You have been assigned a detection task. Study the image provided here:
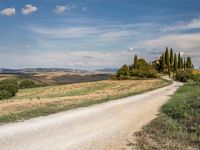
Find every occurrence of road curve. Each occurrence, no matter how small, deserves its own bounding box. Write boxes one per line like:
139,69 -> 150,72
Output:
0,81 -> 182,150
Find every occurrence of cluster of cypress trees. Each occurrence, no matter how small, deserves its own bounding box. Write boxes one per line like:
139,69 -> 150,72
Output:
158,47 -> 193,76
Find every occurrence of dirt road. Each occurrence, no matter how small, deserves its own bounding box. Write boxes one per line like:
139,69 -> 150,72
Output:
0,81 -> 182,150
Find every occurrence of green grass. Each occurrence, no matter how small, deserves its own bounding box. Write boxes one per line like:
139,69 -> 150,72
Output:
0,79 -> 170,124
131,83 -> 200,150
13,82 -> 113,99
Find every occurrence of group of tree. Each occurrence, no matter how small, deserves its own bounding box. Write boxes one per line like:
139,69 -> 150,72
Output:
116,47 -> 195,80
0,79 -> 36,100
154,47 -> 194,77
116,55 -> 158,79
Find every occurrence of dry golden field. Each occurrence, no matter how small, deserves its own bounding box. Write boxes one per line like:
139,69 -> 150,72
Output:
0,79 -> 169,123
192,69 -> 200,75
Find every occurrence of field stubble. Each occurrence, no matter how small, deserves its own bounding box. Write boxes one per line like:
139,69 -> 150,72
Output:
0,79 -> 169,123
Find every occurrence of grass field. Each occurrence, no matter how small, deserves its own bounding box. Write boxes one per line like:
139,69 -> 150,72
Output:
0,79 -> 169,123
131,83 -> 200,150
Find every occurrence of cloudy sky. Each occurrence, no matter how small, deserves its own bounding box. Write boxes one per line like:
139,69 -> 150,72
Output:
0,0 -> 200,70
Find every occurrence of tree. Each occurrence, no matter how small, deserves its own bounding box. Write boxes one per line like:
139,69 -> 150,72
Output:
165,47 -> 169,67
178,52 -> 181,69
133,55 -> 138,69
161,53 -> 166,70
136,58 -> 149,70
170,48 -> 174,69
174,53 -> 178,72
19,80 -> 36,89
183,58 -> 186,69
116,64 -> 129,77
168,64 -> 171,77
180,57 -> 184,69
186,56 -> 193,68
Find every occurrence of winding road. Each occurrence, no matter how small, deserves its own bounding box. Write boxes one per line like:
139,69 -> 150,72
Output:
0,80 -> 182,150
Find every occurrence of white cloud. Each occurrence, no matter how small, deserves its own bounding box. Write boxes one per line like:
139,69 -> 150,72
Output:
0,8 -> 16,16
162,18 -> 200,31
27,26 -> 100,39
139,33 -> 200,51
0,50 -> 131,69
22,4 -> 37,15
82,6 -> 87,12
54,5 -> 70,14
24,23 -> 138,42
25,44 -> 31,48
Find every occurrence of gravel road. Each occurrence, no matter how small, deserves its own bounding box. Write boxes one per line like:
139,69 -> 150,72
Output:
0,81 -> 182,150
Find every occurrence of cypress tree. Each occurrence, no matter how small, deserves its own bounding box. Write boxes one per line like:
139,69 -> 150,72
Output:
178,52 -> 181,69
180,57 -> 184,69
170,48 -> 174,69
186,57 -> 189,68
174,53 -> 178,72
183,58 -> 186,69
133,55 -> 138,68
168,64 -> 171,77
165,47 -> 169,67
161,53 -> 166,70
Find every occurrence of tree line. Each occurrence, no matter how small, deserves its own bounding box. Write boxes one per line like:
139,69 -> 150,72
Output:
116,47 -> 194,79
154,47 -> 193,76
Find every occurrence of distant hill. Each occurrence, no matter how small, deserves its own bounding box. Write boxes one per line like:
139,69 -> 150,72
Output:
95,68 -> 117,73
0,68 -> 89,74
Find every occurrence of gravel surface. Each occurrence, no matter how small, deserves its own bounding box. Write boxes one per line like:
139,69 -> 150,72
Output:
0,81 -> 182,150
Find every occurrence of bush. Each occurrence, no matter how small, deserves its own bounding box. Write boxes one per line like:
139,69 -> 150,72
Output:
176,69 -> 200,83
0,83 -> 19,96
0,90 -> 12,100
116,64 -> 129,77
130,69 -> 158,78
19,80 -> 36,89
0,78 -> 18,86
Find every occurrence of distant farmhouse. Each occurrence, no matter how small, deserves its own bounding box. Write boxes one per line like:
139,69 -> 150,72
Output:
152,58 -> 160,65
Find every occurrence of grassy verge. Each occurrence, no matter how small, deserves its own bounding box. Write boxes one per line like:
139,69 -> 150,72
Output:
131,83 -> 200,150
0,79 -> 170,124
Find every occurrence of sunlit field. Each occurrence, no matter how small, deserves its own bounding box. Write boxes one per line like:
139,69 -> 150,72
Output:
0,79 -> 168,123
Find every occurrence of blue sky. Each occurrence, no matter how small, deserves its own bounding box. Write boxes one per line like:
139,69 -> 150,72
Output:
0,0 -> 200,69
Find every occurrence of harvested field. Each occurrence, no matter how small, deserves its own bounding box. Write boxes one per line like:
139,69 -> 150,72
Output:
0,79 -> 169,123
0,72 -> 110,85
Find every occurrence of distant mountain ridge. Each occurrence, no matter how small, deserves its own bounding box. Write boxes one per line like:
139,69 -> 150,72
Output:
0,68 -> 89,74
95,68 -> 118,73
0,68 -> 117,74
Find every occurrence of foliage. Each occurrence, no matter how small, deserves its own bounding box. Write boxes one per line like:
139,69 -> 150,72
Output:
0,78 -> 19,100
162,84 -> 200,135
133,83 -> 200,150
174,53 -> 178,72
170,48 -> 174,68
19,80 -> 36,89
0,83 -> 19,96
165,47 -> 169,66
130,69 -> 158,78
0,78 -> 18,86
116,64 -> 129,77
133,54 -> 138,69
116,57 -> 158,79
0,90 -> 12,100
175,69 -> 200,83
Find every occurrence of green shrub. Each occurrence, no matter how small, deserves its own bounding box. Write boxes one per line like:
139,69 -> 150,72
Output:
176,69 -> 200,83
129,69 -> 158,78
175,69 -> 192,82
0,90 -> 12,100
19,80 -> 36,89
0,83 -> 19,96
0,78 -> 18,86
116,64 -> 129,77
